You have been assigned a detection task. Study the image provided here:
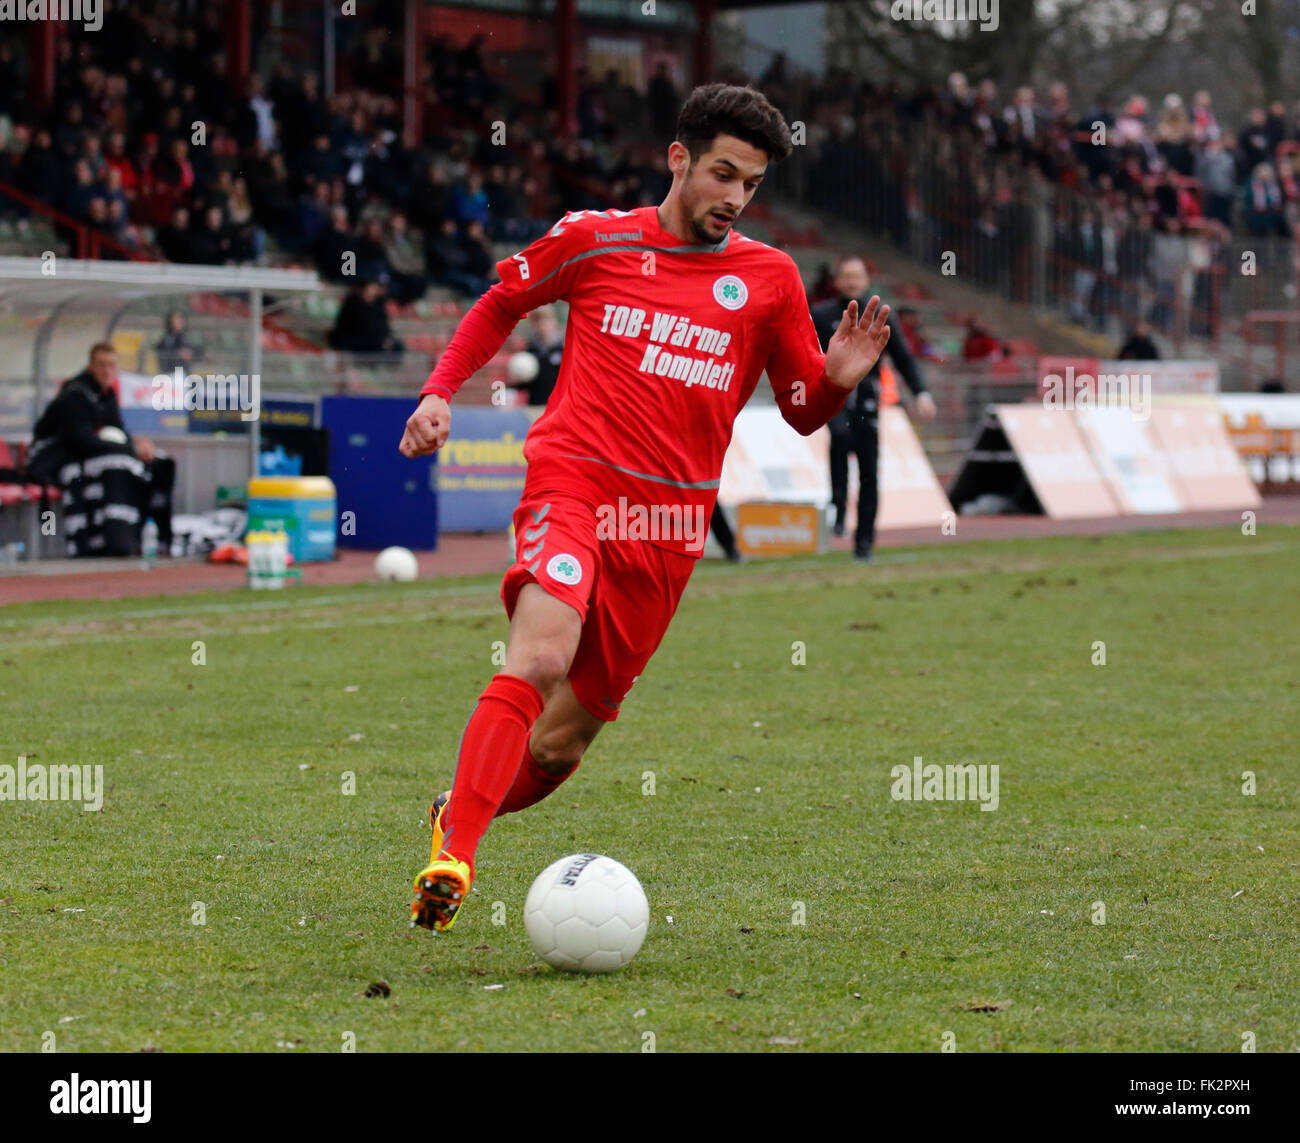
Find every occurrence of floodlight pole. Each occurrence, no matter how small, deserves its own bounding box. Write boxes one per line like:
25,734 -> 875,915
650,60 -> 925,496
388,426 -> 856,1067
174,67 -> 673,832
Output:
250,286 -> 263,480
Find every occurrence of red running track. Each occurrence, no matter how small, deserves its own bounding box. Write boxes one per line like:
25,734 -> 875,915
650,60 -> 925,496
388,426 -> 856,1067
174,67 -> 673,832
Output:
2,501 -> 1297,606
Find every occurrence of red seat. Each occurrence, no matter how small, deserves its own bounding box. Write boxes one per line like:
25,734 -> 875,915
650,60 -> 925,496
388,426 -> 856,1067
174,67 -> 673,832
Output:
1,441 -> 61,504
0,441 -> 27,504
404,334 -> 441,354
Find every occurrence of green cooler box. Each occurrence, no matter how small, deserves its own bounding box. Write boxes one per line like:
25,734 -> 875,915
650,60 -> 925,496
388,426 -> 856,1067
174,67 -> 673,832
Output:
246,476 -> 337,563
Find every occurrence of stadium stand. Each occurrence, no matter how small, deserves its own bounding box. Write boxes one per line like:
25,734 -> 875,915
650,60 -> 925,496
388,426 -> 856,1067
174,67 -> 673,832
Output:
1,2 -> 1296,513
4,4 -> 1296,375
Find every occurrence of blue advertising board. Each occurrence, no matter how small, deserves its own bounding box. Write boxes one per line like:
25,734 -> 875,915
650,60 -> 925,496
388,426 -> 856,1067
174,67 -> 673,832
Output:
119,397 -> 316,437
115,370 -> 316,437
185,398 -> 317,434
434,407 -> 533,532
322,395 -> 438,551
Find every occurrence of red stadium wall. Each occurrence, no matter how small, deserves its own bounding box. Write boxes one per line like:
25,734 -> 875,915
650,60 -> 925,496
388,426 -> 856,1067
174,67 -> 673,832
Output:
425,6 -> 535,50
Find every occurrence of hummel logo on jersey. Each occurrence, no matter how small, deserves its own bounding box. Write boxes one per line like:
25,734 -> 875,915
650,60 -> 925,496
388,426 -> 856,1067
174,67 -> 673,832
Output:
548,208 -> 637,237
595,228 -> 642,242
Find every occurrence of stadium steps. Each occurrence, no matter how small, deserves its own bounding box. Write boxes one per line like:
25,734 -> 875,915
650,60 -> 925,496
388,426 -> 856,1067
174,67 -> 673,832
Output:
0,218 -> 69,259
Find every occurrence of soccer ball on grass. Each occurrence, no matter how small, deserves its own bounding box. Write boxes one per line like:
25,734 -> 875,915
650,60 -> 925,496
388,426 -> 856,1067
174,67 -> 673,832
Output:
523,854 -> 649,973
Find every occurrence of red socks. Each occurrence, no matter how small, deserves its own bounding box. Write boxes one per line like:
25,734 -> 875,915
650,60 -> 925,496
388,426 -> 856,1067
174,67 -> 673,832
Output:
440,674 -> 544,872
496,742 -> 578,816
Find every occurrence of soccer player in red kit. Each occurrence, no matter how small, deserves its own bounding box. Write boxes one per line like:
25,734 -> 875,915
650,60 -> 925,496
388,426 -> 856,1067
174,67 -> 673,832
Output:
400,84 -> 892,931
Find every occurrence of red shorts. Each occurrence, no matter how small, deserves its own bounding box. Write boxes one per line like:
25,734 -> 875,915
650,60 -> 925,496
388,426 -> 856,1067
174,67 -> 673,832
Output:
501,489 -> 697,721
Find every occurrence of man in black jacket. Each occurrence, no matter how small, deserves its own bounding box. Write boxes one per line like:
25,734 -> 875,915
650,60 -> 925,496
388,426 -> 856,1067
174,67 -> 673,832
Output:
27,344 -> 175,557
1117,321 -> 1160,360
810,256 -> 935,560
327,278 -> 405,354
514,306 -> 564,409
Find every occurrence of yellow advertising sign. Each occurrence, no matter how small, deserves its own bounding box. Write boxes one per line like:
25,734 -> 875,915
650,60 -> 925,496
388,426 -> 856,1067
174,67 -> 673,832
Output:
734,503 -> 822,556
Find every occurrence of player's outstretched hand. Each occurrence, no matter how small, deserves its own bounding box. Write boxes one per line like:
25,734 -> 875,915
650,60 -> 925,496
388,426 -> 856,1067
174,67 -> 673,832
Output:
399,394 -> 451,457
825,295 -> 891,392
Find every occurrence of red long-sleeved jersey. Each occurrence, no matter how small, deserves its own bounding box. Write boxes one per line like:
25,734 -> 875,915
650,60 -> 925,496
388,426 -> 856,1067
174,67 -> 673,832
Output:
421,205 -> 849,556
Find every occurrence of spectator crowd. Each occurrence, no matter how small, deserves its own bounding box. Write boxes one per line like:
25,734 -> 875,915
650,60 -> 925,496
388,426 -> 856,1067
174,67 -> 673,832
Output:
778,61 -> 1299,338
1,3 -> 1296,346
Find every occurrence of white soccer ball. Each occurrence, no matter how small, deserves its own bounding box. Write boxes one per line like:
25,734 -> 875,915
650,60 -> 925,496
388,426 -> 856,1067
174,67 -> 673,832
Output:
524,854 -> 649,973
374,546 -> 418,582
507,350 -> 539,383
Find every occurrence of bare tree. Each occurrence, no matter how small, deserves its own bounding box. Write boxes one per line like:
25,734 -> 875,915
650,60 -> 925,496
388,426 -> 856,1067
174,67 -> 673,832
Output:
809,0 -> 1300,137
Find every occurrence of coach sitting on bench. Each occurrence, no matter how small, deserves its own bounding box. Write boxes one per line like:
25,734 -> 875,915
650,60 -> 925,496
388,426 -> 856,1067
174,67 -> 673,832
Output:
26,343 -> 176,558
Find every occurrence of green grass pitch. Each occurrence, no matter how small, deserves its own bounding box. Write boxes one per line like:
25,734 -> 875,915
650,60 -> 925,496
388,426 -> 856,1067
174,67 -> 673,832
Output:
1,524 -> 1296,1052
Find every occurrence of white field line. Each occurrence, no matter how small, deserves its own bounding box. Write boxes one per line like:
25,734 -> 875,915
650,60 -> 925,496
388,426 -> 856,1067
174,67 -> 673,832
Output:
0,582 -> 499,631
1,541 -> 1290,649
4,603 -> 505,649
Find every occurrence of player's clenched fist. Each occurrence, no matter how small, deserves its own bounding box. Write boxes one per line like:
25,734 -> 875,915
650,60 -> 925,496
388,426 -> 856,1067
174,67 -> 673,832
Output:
399,394 -> 451,457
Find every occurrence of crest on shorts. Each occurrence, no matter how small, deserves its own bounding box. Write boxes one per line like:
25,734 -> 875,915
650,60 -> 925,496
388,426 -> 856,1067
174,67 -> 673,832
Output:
713,275 -> 748,310
546,553 -> 583,585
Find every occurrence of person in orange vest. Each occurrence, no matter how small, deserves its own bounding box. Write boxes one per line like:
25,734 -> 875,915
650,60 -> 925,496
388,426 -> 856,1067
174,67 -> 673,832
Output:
810,256 -> 935,560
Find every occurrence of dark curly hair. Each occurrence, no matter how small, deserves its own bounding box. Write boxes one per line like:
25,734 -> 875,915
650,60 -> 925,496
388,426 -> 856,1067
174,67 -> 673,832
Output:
675,84 -> 793,166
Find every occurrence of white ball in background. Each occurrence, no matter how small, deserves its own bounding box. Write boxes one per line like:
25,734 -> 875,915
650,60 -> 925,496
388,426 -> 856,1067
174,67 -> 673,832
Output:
507,351 -> 539,383
374,546 -> 419,582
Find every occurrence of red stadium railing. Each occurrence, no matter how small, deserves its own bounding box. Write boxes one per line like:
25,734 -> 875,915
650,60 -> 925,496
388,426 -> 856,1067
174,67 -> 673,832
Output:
0,178 -> 153,263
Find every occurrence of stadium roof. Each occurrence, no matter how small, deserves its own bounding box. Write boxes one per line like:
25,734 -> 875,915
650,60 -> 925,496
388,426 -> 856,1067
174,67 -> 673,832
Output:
0,259 -> 320,310
0,259 -> 321,466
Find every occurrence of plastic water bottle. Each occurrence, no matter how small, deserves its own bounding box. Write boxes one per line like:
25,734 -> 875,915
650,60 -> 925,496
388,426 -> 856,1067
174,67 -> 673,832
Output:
142,519 -> 159,568
268,529 -> 288,590
247,529 -> 289,589
246,529 -> 263,589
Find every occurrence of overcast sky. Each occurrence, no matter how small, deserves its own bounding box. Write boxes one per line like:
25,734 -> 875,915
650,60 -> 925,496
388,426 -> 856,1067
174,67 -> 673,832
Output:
738,3 -> 826,77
